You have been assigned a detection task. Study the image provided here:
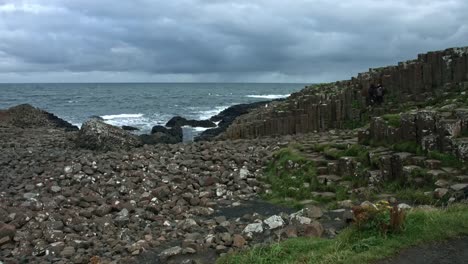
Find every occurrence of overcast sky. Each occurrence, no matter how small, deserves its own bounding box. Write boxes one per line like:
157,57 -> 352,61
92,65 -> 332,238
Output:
0,0 -> 467,83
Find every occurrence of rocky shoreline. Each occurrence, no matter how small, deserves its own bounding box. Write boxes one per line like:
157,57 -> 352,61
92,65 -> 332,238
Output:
0,103 -> 342,264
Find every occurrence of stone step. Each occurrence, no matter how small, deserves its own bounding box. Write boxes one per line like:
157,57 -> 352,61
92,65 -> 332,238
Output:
426,169 -> 449,180
317,175 -> 342,184
455,175 -> 468,182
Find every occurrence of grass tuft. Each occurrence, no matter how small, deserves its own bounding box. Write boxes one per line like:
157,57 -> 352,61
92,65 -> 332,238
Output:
382,114 -> 402,127
428,151 -> 464,169
218,204 -> 468,264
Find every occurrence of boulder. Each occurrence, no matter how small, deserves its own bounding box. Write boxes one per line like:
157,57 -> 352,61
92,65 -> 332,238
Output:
195,100 -> 279,141
297,221 -> 324,238
263,215 -> 285,229
166,116 -> 216,128
140,125 -> 183,144
121,125 -> 140,131
0,104 -> 78,131
242,223 -> 263,235
76,119 -> 142,151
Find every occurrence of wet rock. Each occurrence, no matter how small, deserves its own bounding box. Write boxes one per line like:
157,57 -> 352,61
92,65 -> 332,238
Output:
122,125 -> 140,131
141,125 -> 183,144
166,116 -> 216,128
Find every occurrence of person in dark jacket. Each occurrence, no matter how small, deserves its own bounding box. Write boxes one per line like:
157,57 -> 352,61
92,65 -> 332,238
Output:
367,84 -> 376,106
375,84 -> 385,105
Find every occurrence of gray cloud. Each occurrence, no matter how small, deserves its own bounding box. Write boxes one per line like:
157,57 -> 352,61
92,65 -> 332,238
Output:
0,0 -> 467,82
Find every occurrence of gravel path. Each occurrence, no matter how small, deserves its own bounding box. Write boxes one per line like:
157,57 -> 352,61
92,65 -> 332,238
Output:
376,236 -> 468,264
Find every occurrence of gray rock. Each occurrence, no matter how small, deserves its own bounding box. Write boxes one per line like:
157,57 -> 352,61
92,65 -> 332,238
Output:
242,223 -> 263,234
60,246 -> 75,258
76,119 -> 142,151
159,246 -> 183,260
451,183 -> 468,191
263,215 -> 285,229
50,186 -> 61,193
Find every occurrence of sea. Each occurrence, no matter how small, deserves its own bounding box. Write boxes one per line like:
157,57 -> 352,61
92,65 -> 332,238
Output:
0,83 -> 307,134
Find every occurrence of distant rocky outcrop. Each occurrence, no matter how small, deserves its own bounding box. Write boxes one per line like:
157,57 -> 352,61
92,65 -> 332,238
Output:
220,46 -> 468,139
139,125 -> 183,144
166,116 -> 216,128
122,125 -> 140,131
195,100 -> 280,141
0,104 -> 78,131
76,119 -> 142,151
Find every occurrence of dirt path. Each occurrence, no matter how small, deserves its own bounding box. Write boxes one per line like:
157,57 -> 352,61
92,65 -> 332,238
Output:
376,236 -> 468,264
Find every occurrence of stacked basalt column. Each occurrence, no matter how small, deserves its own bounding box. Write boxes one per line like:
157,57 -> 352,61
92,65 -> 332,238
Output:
361,108 -> 468,161
221,47 -> 468,140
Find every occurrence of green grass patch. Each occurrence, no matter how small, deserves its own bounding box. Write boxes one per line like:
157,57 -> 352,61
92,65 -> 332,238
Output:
394,189 -> 435,205
382,114 -> 401,127
428,151 -> 464,169
322,144 -> 370,166
393,141 -> 424,155
343,113 -> 370,130
262,148 -> 319,204
218,204 -> 468,264
262,147 -> 355,206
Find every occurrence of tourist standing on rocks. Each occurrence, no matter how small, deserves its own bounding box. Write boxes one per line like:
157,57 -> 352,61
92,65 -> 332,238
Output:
367,84 -> 377,106
375,84 -> 386,105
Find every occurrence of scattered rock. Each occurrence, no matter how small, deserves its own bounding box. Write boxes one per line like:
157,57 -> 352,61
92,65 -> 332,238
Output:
159,246 -> 183,260
166,116 -> 216,128
76,119 -> 142,151
242,223 -> 263,235
263,215 -> 285,229
122,125 -> 140,131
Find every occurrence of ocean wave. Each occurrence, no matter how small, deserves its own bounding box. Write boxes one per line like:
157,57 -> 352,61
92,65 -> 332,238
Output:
246,94 -> 290,99
183,125 -> 211,132
101,113 -> 144,120
99,113 -> 168,133
197,106 -> 230,120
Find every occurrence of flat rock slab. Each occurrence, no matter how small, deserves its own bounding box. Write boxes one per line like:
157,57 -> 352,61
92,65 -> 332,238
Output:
376,236 -> 468,264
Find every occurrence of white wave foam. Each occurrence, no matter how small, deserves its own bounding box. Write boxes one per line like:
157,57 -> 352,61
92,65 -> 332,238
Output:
246,94 -> 290,99
97,113 -> 168,133
101,113 -> 144,120
197,106 -> 230,120
193,127 -> 211,132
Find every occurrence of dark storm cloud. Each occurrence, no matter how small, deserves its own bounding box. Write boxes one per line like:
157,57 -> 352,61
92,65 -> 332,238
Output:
0,0 -> 468,82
